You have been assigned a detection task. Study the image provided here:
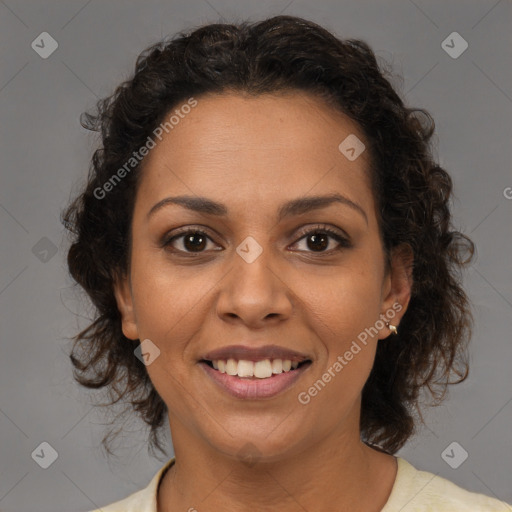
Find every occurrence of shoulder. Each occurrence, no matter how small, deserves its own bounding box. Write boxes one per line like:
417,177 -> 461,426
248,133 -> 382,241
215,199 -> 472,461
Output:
87,488 -> 149,512
86,457 -> 175,512
382,457 -> 510,511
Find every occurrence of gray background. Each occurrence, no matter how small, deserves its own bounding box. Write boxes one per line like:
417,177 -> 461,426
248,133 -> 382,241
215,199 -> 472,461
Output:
0,1 -> 511,510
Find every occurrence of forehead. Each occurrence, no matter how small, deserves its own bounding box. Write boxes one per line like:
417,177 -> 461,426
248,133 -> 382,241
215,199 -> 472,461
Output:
136,91 -> 375,221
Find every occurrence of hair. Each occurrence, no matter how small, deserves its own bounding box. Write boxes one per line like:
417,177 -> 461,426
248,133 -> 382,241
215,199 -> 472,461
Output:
62,15 -> 475,457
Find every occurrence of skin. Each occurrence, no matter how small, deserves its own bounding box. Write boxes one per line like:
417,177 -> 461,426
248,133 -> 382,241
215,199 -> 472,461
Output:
114,91 -> 413,512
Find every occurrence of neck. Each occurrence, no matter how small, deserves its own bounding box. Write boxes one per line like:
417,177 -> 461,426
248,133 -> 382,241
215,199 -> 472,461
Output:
157,417 -> 397,512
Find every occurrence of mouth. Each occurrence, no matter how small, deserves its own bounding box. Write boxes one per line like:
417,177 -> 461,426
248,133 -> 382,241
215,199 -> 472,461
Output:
200,357 -> 312,378
198,347 -> 313,399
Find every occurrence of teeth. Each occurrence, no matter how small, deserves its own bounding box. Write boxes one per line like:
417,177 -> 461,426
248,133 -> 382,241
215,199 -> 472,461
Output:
237,360 -> 254,377
271,359 -> 282,374
254,359 -> 272,378
210,358 -> 303,378
226,358 -> 238,376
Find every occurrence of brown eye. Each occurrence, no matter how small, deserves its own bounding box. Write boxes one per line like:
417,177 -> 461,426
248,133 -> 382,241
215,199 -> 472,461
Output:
292,225 -> 351,254
305,232 -> 329,252
163,229 -> 218,253
162,224 -> 351,256
181,232 -> 208,252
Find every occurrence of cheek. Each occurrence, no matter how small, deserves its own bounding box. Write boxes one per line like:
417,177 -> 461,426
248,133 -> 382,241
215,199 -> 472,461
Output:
304,256 -> 384,337
127,253 -> 209,415
303,283 -> 381,415
302,256 -> 383,387
125,268 -> 190,398
129,248 -> 205,335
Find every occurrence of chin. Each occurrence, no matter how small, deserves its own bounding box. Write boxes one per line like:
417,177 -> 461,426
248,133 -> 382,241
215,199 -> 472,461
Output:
202,424 -> 307,465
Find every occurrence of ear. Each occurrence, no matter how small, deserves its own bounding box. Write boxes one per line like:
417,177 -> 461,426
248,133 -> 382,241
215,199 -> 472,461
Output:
378,243 -> 414,339
113,273 -> 139,341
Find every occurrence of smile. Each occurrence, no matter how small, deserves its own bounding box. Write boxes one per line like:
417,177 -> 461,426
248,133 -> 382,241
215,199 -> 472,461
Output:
209,358 -> 308,377
199,358 -> 312,399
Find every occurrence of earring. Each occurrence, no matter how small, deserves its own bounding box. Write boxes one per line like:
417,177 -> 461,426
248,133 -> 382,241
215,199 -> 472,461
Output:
386,322 -> 398,335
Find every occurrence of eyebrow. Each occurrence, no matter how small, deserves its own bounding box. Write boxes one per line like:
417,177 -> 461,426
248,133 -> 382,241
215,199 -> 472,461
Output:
147,193 -> 368,225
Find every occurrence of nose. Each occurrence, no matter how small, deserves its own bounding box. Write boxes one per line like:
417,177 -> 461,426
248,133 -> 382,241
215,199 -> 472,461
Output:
215,239 -> 294,328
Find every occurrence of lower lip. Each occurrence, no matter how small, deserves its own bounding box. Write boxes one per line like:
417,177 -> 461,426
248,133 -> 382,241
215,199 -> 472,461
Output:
200,362 -> 311,399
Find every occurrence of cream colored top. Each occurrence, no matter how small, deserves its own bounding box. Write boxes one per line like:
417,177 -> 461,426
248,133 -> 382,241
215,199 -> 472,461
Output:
88,457 -> 510,511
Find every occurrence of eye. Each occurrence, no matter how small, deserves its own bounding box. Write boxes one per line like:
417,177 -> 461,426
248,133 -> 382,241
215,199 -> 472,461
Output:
162,228 -> 220,254
161,224 -> 351,255
290,224 -> 351,254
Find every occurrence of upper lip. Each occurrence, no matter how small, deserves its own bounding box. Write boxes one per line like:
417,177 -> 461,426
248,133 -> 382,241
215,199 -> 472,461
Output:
201,344 -> 311,363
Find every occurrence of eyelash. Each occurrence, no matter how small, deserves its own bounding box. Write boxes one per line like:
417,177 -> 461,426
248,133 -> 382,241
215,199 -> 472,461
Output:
161,224 -> 351,256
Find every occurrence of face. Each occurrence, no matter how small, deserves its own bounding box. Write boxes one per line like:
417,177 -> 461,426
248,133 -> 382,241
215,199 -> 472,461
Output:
114,91 -> 412,462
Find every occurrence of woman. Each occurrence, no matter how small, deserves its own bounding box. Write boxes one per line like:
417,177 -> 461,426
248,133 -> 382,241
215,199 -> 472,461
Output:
63,15 -> 509,511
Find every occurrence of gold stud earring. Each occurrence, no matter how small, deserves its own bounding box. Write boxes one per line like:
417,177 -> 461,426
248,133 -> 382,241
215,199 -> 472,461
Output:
386,322 -> 398,335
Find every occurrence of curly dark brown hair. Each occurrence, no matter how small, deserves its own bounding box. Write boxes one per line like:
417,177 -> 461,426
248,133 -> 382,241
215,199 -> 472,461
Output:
62,15 -> 475,458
